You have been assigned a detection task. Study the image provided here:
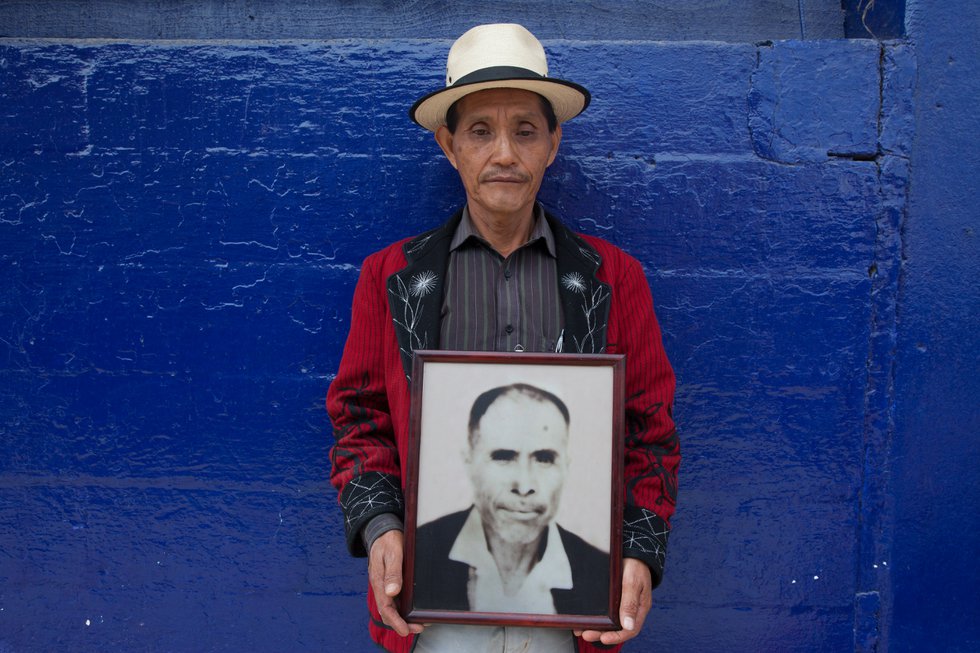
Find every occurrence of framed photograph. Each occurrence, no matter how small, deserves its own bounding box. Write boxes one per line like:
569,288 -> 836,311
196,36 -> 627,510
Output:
401,350 -> 625,630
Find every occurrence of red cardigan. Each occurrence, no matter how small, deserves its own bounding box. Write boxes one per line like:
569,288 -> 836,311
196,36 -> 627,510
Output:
328,210 -> 679,653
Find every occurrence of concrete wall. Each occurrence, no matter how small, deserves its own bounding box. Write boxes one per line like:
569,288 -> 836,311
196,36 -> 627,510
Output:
888,3 -> 979,651
0,1 -> 976,651
2,0 -> 848,41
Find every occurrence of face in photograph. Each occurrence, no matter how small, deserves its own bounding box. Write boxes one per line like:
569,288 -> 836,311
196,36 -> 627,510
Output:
467,389 -> 570,545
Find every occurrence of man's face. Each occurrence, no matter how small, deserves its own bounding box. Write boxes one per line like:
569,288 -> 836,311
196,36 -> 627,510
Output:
435,88 -> 562,221
467,391 -> 569,546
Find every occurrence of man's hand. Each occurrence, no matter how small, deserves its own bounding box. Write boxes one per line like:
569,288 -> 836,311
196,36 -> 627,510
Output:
368,530 -> 424,637
575,557 -> 652,646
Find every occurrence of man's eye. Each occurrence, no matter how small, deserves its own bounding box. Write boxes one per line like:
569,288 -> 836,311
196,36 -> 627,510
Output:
517,130 -> 534,137
490,450 -> 517,462
471,128 -> 490,137
533,451 -> 556,465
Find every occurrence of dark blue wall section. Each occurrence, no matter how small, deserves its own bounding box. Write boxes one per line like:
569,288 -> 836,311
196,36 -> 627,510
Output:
843,0 -> 906,38
1,0 -> 976,651
2,0 -> 846,41
888,3 -> 980,651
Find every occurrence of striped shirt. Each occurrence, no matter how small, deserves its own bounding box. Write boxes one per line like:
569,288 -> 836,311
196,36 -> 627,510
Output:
440,205 -> 562,353
360,205 -> 563,551
425,204 -> 574,652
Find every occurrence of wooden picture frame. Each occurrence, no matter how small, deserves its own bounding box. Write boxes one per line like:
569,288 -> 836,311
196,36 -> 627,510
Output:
402,350 -> 625,630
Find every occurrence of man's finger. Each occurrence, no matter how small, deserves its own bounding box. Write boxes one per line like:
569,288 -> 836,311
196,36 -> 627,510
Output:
618,571 -> 645,633
382,551 -> 402,597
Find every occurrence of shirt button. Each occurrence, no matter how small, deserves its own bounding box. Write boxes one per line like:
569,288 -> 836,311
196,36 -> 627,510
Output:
505,325 -> 514,334
504,269 -> 512,280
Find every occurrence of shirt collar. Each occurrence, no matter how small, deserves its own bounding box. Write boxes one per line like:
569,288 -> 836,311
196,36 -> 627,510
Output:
448,508 -> 574,593
450,204 -> 557,258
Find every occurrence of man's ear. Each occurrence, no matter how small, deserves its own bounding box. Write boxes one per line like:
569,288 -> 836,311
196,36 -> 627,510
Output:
434,125 -> 458,169
546,124 -> 563,167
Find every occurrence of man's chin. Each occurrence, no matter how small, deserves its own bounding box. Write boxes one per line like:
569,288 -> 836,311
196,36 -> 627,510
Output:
492,517 -> 548,544
471,192 -> 533,216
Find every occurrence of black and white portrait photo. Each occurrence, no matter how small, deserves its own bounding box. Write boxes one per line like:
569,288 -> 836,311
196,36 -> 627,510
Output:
405,353 -> 623,626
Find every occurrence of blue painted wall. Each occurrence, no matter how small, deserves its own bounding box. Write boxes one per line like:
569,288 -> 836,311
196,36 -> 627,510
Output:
0,1 -> 976,651
888,3 -> 980,651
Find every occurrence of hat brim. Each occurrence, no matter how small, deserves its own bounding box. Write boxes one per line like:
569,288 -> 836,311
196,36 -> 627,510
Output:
410,77 -> 590,132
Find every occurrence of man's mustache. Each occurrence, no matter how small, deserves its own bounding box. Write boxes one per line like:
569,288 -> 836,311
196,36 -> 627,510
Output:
479,168 -> 531,183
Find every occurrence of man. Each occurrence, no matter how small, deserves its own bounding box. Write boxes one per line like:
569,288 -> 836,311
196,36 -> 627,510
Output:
328,23 -> 679,653
413,384 -> 609,617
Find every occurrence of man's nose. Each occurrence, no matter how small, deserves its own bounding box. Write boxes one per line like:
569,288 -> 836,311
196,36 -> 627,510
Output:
511,460 -> 536,496
489,132 -> 517,165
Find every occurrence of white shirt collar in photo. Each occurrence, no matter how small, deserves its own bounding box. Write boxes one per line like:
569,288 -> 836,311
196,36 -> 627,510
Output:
448,508 -> 573,614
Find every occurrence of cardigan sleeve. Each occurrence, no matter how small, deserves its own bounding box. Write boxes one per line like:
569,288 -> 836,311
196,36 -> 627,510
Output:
327,251 -> 405,557
609,252 -> 680,588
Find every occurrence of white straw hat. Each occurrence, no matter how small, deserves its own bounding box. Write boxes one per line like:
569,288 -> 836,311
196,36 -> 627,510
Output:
410,23 -> 591,132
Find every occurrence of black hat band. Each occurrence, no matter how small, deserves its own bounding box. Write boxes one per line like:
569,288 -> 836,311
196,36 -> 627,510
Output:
450,66 -> 544,86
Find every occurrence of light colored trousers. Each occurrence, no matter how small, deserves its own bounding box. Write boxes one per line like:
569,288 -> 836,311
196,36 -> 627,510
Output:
413,625 -> 576,653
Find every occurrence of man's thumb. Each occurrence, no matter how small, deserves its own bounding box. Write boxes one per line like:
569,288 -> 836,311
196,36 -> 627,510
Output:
383,563 -> 402,596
